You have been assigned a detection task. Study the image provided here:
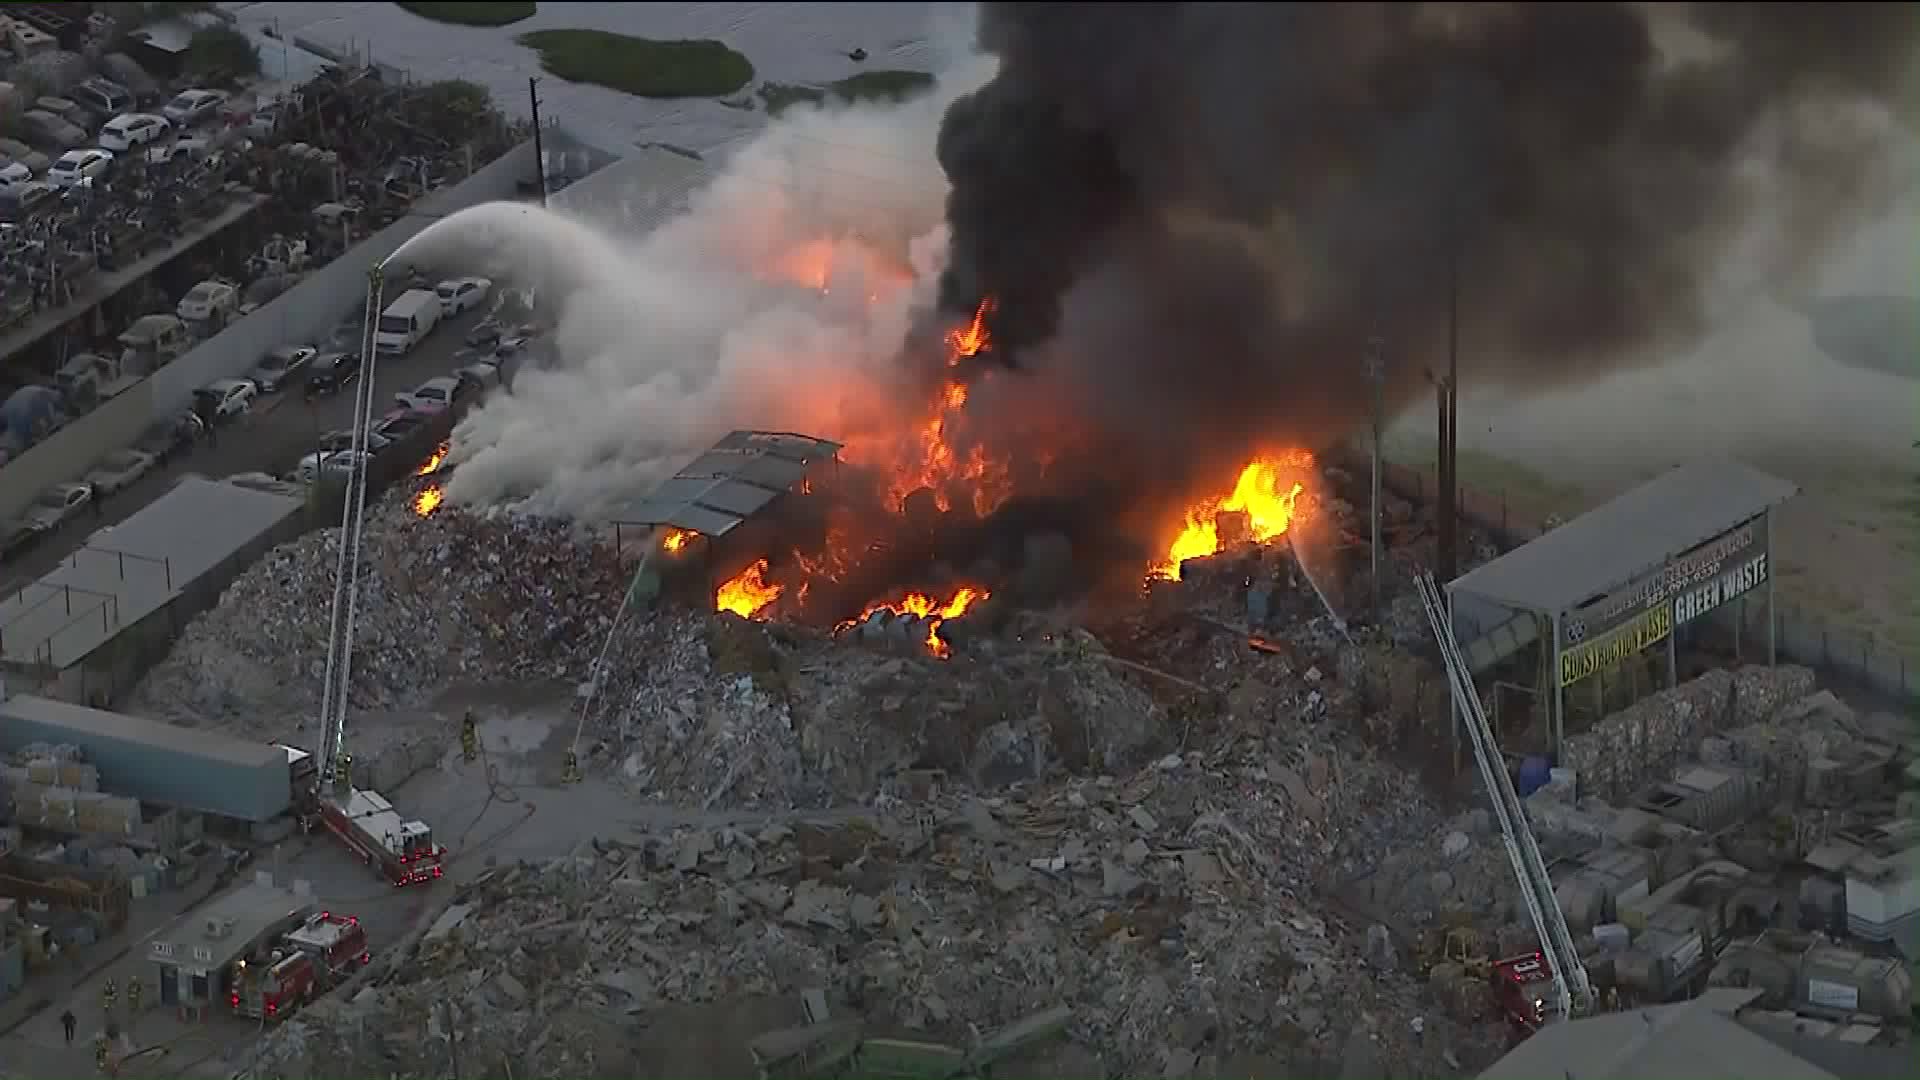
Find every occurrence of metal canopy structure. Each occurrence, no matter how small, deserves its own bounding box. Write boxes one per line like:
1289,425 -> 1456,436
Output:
1445,458 -> 1797,756
610,430 -> 842,536
1449,459 -> 1798,615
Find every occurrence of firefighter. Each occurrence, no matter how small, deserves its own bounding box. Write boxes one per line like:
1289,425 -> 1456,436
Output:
126,976 -> 142,1015
101,977 -> 117,1014
562,748 -> 581,784
461,710 -> 479,763
95,1035 -> 111,1075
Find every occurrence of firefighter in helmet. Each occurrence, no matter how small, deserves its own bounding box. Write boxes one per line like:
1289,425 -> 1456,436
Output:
95,1034 -> 111,1075
126,976 -> 142,1015
563,748 -> 581,783
461,709 -> 479,763
101,977 -> 117,1013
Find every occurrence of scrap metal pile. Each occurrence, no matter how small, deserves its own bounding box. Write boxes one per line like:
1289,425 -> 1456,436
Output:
133,472 -> 1540,1076
244,742 -> 1501,1079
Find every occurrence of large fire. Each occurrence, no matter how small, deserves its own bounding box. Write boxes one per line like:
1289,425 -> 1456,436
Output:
413,486 -> 444,516
1149,452 -> 1313,580
661,528 -> 695,554
717,559 -> 782,618
837,585 -> 989,659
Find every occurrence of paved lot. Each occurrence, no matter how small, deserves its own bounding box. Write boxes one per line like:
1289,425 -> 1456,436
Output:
0,306 -> 493,588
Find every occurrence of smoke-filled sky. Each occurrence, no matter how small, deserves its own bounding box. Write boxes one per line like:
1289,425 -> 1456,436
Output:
406,2 -> 1918,521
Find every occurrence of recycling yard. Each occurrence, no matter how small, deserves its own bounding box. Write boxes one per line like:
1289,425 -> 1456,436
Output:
0,422 -> 1911,1079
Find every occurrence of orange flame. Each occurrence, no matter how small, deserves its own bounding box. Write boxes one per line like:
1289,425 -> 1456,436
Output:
1149,453 -> 1313,580
661,528 -> 695,553
945,298 -> 994,359
717,559 -> 783,619
412,486 -> 444,517
415,442 -> 449,477
838,586 -> 989,659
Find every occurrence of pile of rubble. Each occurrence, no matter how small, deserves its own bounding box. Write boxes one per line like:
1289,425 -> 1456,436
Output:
128,500 -> 628,734
247,751 -> 1503,1079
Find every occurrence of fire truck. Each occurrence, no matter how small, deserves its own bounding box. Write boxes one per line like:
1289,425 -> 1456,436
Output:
1492,952 -> 1555,1044
230,948 -> 318,1021
315,787 -> 445,887
281,746 -> 445,886
283,910 -> 372,981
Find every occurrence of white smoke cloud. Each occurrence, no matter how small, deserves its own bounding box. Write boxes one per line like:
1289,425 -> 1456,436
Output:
391,15 -> 995,519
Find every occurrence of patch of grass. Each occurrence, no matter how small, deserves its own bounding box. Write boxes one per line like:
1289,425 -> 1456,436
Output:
517,29 -> 755,98
757,70 -> 935,115
396,2 -> 537,27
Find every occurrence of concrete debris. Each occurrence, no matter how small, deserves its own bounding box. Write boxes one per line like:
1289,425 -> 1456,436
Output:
242,750 -> 1492,1078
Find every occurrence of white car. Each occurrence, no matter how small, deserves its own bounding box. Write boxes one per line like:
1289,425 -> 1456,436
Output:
25,482 -> 94,533
46,148 -> 113,190
177,278 -> 240,323
393,376 -> 470,414
146,135 -> 212,166
196,378 -> 256,419
85,448 -> 157,496
162,88 -> 228,127
0,162 -> 31,191
296,449 -> 371,485
434,277 -> 492,315
97,113 -> 170,153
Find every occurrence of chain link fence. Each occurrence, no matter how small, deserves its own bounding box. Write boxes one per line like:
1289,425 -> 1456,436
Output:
1374,458 -> 1918,706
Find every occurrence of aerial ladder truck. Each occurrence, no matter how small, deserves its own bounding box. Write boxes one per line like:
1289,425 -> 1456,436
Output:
305,264 -> 447,886
1415,572 -> 1591,1037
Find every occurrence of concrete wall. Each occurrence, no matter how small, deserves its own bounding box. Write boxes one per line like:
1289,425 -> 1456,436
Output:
0,141 -> 537,524
0,381 -> 155,522
150,140 -> 537,417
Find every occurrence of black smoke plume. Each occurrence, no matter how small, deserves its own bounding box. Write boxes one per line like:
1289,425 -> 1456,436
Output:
936,2 -> 1919,487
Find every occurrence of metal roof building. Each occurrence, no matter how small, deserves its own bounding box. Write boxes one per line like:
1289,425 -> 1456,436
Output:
0,692 -> 292,822
610,430 -> 843,538
548,143 -> 715,235
1446,459 -> 1796,753
1476,988 -> 1908,1080
145,878 -> 315,1015
0,476 -> 306,705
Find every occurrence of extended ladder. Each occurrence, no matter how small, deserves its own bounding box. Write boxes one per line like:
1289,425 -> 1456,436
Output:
316,264 -> 389,792
1415,571 -> 1591,1021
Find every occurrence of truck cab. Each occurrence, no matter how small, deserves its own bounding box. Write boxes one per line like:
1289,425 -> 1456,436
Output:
283,910 -> 371,982
1492,952 -> 1554,1043
116,314 -> 190,375
231,949 -> 315,1020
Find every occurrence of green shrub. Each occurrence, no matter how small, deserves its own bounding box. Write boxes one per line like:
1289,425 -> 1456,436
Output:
517,29 -> 755,98
185,24 -> 260,81
395,2 -> 537,27
757,70 -> 935,115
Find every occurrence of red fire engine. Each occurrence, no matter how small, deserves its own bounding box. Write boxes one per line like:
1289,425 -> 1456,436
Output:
1492,952 -> 1554,1044
231,949 -> 317,1021
316,787 -> 446,886
283,910 -> 372,981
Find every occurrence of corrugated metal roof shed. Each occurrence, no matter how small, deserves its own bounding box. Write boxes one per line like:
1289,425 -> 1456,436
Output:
610,430 -> 841,534
1477,989 -> 1838,1080
1448,459 -> 1797,615
0,477 -> 304,669
147,879 -> 313,974
549,144 -> 714,233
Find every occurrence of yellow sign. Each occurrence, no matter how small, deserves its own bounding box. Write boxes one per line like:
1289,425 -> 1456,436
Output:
1560,602 -> 1671,687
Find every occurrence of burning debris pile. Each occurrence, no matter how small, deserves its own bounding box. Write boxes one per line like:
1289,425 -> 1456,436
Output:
245,741 -> 1500,1080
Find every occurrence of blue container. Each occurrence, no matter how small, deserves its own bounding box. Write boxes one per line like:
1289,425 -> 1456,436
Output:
1516,755 -> 1553,798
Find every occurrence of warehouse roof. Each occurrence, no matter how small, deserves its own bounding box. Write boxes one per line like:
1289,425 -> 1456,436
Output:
0,693 -> 282,769
0,477 -> 304,669
1477,990 -> 1839,1080
549,144 -> 714,234
610,430 -> 842,536
1448,459 -> 1796,615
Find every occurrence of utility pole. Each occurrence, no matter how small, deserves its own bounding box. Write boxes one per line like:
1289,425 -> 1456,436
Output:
527,77 -> 548,208
1364,335 -> 1386,618
1437,235 -> 1461,585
